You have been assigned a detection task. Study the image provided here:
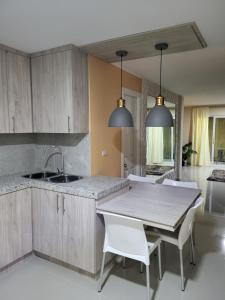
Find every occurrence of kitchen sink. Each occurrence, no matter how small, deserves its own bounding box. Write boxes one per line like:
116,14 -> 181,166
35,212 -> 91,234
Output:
48,175 -> 83,183
23,172 -> 82,183
23,171 -> 58,180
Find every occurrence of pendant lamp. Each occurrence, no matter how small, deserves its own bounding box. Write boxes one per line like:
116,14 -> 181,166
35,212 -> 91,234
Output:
108,50 -> 134,127
146,43 -> 174,127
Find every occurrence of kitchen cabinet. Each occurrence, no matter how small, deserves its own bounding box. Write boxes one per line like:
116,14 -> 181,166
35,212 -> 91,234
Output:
0,49 -> 9,133
32,188 -> 96,273
0,189 -> 32,269
31,45 -> 88,133
6,51 -> 32,133
0,48 -> 32,133
62,193 -> 95,272
32,188 -> 62,260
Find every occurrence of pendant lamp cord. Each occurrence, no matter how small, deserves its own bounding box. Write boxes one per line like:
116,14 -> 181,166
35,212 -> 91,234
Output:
160,48 -> 162,95
120,54 -> 123,98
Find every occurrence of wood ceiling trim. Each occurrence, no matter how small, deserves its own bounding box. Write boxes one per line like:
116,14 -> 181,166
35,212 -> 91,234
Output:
81,22 -> 207,62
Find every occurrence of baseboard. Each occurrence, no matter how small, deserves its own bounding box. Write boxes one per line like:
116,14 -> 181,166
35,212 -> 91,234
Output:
0,252 -> 32,273
33,251 -> 115,279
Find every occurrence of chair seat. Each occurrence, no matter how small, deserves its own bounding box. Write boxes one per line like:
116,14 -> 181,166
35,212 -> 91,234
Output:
146,227 -> 180,247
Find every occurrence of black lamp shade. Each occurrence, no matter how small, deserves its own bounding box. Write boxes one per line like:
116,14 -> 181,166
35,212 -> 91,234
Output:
145,105 -> 173,127
108,107 -> 134,127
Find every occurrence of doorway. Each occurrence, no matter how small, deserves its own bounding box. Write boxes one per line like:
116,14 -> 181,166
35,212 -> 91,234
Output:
121,88 -> 141,178
209,116 -> 225,163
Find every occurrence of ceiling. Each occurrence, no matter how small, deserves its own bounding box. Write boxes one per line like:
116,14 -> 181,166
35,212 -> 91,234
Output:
0,0 -> 225,106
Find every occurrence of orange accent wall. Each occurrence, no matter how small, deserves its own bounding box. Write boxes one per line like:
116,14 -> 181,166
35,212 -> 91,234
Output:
88,55 -> 142,177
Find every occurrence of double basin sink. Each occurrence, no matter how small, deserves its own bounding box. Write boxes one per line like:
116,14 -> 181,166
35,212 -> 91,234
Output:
23,171 -> 82,183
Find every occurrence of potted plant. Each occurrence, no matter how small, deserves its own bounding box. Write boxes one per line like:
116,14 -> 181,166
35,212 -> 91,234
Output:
182,142 -> 197,166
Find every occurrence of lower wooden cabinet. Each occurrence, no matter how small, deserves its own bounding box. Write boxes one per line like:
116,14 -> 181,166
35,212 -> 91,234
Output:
62,193 -> 95,272
32,189 -> 62,260
0,189 -> 32,269
32,188 -> 96,273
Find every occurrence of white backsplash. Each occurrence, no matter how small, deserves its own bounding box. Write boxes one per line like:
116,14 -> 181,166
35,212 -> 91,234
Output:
0,134 -> 90,177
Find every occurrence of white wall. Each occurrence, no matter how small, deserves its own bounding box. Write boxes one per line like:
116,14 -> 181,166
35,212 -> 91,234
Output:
209,107 -> 225,117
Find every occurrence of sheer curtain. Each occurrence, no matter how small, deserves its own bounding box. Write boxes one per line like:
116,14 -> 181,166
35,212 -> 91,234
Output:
146,127 -> 164,165
191,107 -> 210,166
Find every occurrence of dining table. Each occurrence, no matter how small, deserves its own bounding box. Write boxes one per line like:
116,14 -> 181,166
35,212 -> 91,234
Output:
96,181 -> 201,232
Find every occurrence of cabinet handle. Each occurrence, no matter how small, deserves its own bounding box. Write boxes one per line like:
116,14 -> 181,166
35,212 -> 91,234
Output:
56,194 -> 59,214
12,116 -> 15,133
68,116 -> 70,133
62,195 -> 65,215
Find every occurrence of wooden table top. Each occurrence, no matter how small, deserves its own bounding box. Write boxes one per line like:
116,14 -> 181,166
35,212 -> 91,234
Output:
96,182 -> 201,231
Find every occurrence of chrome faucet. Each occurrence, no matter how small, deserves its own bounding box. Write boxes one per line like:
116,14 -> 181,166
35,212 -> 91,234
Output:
44,146 -> 64,174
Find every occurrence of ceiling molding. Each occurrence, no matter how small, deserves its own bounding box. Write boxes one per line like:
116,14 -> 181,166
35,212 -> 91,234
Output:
81,22 -> 207,62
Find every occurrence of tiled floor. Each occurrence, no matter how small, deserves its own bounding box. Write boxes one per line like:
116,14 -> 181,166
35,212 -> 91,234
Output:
1,219 -> 225,300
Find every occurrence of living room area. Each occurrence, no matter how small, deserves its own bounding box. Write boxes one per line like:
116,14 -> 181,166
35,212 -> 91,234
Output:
182,104 -> 225,217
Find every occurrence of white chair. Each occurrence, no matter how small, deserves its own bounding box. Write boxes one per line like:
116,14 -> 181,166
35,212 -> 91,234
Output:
147,196 -> 204,291
162,178 -> 198,189
162,179 -> 205,242
127,174 -> 155,184
98,213 -> 162,300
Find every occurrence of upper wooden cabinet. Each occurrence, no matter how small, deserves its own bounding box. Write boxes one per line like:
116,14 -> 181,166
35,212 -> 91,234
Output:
31,45 -> 88,133
6,52 -> 32,133
0,49 -> 9,133
0,48 -> 32,133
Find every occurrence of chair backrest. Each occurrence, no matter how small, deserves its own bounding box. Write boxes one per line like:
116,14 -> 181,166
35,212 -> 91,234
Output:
103,213 -> 150,265
128,174 -> 155,184
163,178 -> 198,189
178,197 -> 204,249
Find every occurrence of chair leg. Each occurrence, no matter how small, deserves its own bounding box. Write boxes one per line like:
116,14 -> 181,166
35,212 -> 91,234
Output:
158,244 -> 162,280
179,249 -> 185,291
190,233 -> 196,265
122,256 -> 126,268
146,265 -> 150,300
192,223 -> 196,246
98,252 -> 106,292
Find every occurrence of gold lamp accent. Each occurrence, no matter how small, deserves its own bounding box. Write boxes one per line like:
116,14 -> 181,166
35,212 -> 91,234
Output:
117,98 -> 126,108
156,95 -> 165,106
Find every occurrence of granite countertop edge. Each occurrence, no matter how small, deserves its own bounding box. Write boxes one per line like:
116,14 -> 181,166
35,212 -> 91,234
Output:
0,174 -> 129,200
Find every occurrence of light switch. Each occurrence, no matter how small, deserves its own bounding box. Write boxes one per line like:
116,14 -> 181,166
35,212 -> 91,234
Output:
101,149 -> 108,157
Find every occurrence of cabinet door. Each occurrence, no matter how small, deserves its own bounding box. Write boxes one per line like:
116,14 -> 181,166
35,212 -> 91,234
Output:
0,189 -> 32,269
31,54 -> 54,132
32,189 -> 62,260
6,52 -> 32,133
0,49 -> 9,133
52,50 -> 73,133
31,50 -> 73,133
62,194 -> 95,273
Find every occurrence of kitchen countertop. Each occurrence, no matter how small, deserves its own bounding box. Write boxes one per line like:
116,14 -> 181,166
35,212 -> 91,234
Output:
0,174 -> 129,200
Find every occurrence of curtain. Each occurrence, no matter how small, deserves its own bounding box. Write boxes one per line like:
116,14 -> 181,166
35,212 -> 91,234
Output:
191,107 -> 210,166
146,127 -> 164,164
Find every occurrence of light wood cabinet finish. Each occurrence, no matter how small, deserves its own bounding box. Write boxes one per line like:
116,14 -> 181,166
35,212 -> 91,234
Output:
6,52 -> 32,133
0,49 -> 9,133
32,188 -> 62,260
32,188 -> 96,273
62,194 -> 95,273
0,189 -> 32,269
31,46 -> 88,133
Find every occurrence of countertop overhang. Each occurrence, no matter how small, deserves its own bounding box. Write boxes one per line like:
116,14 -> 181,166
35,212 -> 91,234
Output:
0,174 -> 129,200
